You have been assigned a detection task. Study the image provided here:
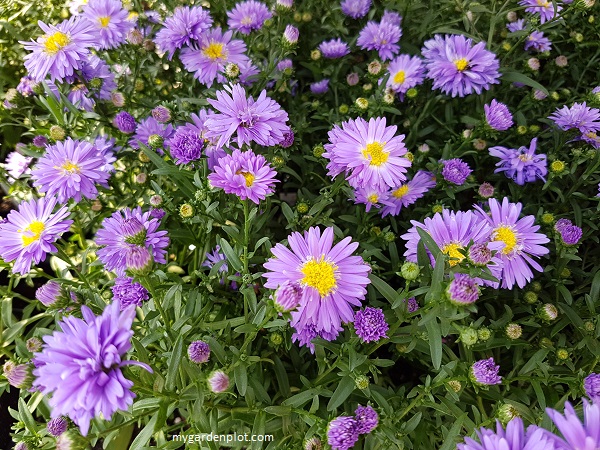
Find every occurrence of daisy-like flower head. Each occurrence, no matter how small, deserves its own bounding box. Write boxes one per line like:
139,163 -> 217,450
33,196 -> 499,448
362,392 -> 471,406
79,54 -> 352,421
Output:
442,158 -> 472,185
227,1 -> 272,35
458,418 -> 558,450
355,405 -> 379,434
380,170 -> 436,217
207,149 -> 279,204
168,124 -> 204,165
111,276 -> 149,310
95,207 -> 169,275
205,83 -> 290,149
154,6 -> 213,59
32,302 -> 152,436
188,109 -> 226,170
129,116 -> 175,153
3,151 -> 32,180
507,19 -> 526,33
21,16 -> 96,82
67,54 -> 117,111
353,186 -> 387,212
519,0 -> 562,24
422,34 -> 500,97
82,0 -> 133,50
489,138 -> 547,185
263,227 -> 371,349
179,27 -> 250,87
323,117 -> 412,192
310,79 -> 330,94
549,102 -> 600,134
546,400 -> 600,450
319,38 -> 351,59
471,357 -> 502,386
485,99 -> 514,131
357,18 -> 402,61
31,138 -> 112,203
524,31 -> 552,52
401,209 -> 492,268
0,197 -> 72,274
385,54 -> 425,97
341,0 -> 372,19
474,197 -> 550,289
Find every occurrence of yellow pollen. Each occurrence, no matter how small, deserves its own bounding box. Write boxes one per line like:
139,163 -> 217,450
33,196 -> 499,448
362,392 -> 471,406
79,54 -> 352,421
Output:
241,16 -> 253,25
537,0 -> 550,6
442,242 -> 465,266
493,225 -> 518,255
204,42 -> 225,60
392,185 -> 409,198
518,153 -> 532,162
236,170 -> 255,187
43,32 -> 70,55
393,70 -> 406,84
454,58 -> 469,71
362,141 -> 389,166
586,132 -> 598,139
367,194 -> 379,203
60,161 -> 80,173
300,257 -> 337,297
21,221 -> 45,247
99,16 -> 111,27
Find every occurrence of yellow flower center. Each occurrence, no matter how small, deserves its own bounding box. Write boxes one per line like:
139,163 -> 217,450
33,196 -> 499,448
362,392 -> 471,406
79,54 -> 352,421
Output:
21,221 -> 45,247
59,161 -> 81,174
392,185 -> 409,198
99,16 -> 111,27
442,242 -> 465,266
518,153 -> 532,162
301,257 -> 338,297
44,32 -> 70,55
204,42 -> 225,60
236,171 -> 255,187
367,194 -> 379,203
393,70 -> 406,84
362,141 -> 389,166
586,132 -> 598,139
241,16 -> 253,25
454,58 -> 469,71
537,0 -> 550,7
493,225 -> 518,255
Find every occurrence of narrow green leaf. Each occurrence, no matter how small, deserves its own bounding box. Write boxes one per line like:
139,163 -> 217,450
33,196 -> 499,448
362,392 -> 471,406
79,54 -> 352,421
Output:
18,398 -> 37,434
425,319 -> 443,370
438,414 -> 466,450
416,227 -> 442,259
219,238 -> 243,272
129,411 -> 158,450
500,69 -> 549,95
165,335 -> 184,391
327,376 -> 355,411
234,364 -> 248,396
369,274 -> 399,304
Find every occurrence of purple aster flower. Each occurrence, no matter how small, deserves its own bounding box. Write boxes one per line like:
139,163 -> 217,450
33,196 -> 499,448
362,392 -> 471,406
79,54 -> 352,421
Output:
227,1 -> 272,35
341,0 -> 371,19
32,302 -> 151,436
478,182 -> 495,198
310,79 -> 330,94
3,361 -> 32,389
475,197 -> 550,289
554,218 -> 572,233
319,38 -> 350,59
151,106 -> 171,123
277,58 -> 293,72
280,130 -> 294,148
180,27 -> 251,87
471,357 -> 502,386
208,149 -> 278,204
2,151 -> 32,179
283,24 -> 299,45
584,373 -> 600,401
380,170 -> 437,217
113,111 -> 136,134
489,138 -> 547,185
82,0 -> 133,50
111,276 -> 149,310
354,405 -> 378,434
16,75 -> 37,96
187,109 -> 226,170
168,124 -> 204,165
524,31 -> 552,52
264,227 -> 371,350
519,0 -> 562,24
559,224 -> 583,245
404,297 -> 419,312
468,243 -> 493,266
354,307 -> 388,342
385,54 -> 425,97
546,400 -> 600,450
549,102 -> 600,134
31,138 -> 112,203
202,245 -> 238,289
422,34 -> 500,97
150,208 -> 165,219
208,370 -> 229,393
353,187 -> 386,212
14,443 -> 28,450
32,135 -> 48,148
188,340 -> 210,364
0,197 -> 72,275
20,16 -> 96,82
274,281 -> 302,312
324,116 -> 411,191
401,209 -> 493,269
47,417 -> 68,437
205,83 -> 290,149
485,99 -> 514,131
382,10 -> 402,26
36,281 -> 63,307
96,207 -> 169,276
580,131 -> 600,149
507,19 -> 526,32
447,273 -> 480,305
442,158 -> 472,185
357,18 -> 402,61
289,322 -> 340,353
154,6 -> 213,59
129,116 -> 175,152
67,54 -> 117,111
327,416 -> 360,450
457,418 -> 558,450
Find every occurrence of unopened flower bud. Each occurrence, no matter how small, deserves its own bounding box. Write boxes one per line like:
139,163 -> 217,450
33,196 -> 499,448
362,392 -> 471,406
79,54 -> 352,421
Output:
505,323 -> 522,340
147,134 -> 164,149
497,403 -> 520,424
539,303 -> 558,322
355,375 -> 370,390
355,97 -> 368,110
179,203 -> 194,218
49,125 -> 66,141
400,261 -> 420,280
460,328 -> 479,346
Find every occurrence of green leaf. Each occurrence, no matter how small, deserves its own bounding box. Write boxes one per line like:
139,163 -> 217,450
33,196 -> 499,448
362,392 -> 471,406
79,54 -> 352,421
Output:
425,319 -> 443,370
106,423 -> 134,450
438,413 -> 466,450
219,238 -> 243,272
369,274 -> 399,304
590,270 -> 600,305
264,406 -> 292,416
327,376 -> 355,411
500,69 -> 549,95
165,335 -> 184,391
129,411 -> 158,450
416,227 -> 442,259
519,349 -> 549,375
18,398 -> 37,434
234,363 -> 248,396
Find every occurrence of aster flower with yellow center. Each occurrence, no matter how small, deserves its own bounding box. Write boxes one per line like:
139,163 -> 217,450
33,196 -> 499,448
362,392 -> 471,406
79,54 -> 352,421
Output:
519,0 -> 562,23
264,227 -> 371,351
475,197 -> 549,289
385,54 -> 425,98
0,197 -> 72,275
82,0 -> 134,50
154,5 -> 212,59
380,170 -> 436,217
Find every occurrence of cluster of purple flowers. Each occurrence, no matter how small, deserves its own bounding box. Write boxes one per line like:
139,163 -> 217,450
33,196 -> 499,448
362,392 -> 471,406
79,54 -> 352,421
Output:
554,218 -> 583,245
327,405 -> 378,450
489,138 -> 548,185
549,102 -> 600,146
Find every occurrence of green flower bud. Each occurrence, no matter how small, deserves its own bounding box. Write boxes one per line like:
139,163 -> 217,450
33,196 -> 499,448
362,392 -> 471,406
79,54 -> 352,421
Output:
49,125 -> 66,141
355,375 -> 370,390
269,332 -> 283,346
538,303 -> 558,322
400,261 -> 420,281
339,104 -> 349,114
497,403 -> 520,424
505,323 -> 522,340
406,88 -> 418,98
459,328 -> 479,347
147,134 -> 164,149
355,97 -> 369,110
447,380 -> 462,393
383,231 -> 395,242
313,144 -> 325,157
296,202 -> 310,214
556,348 -> 569,360
477,327 -> 492,342
138,150 -> 150,163
524,291 -> 538,304
539,337 -> 553,348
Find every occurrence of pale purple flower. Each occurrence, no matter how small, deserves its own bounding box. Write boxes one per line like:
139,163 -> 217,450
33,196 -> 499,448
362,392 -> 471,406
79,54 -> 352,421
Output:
36,281 -> 63,307
354,307 -> 388,342
442,158 -> 472,185
519,0 -> 562,23
208,370 -> 229,393
380,170 -> 437,217
154,6 -> 213,59
471,357 -> 502,385
458,418 -> 558,450
584,373 -> 600,401
357,18 -> 402,61
227,1 -> 272,35
354,405 -> 378,434
310,79 -> 329,94
507,19 -> 526,32
546,400 -> 600,450
485,99 -> 514,131
168,124 -> 204,165
129,116 -> 175,152
111,276 -> 149,310
489,138 -> 547,185
525,31 -> 552,52
341,0 -> 371,19
319,38 -> 350,59
82,0 -> 134,50
3,151 -> 32,179
447,273 -> 480,305
385,54 -> 425,97
549,102 -> 600,134
283,24 -> 299,44
188,340 -> 210,364
113,111 -> 136,133
274,281 -> 302,312
328,416 -> 359,450
47,417 -> 68,437
16,75 -> 37,96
